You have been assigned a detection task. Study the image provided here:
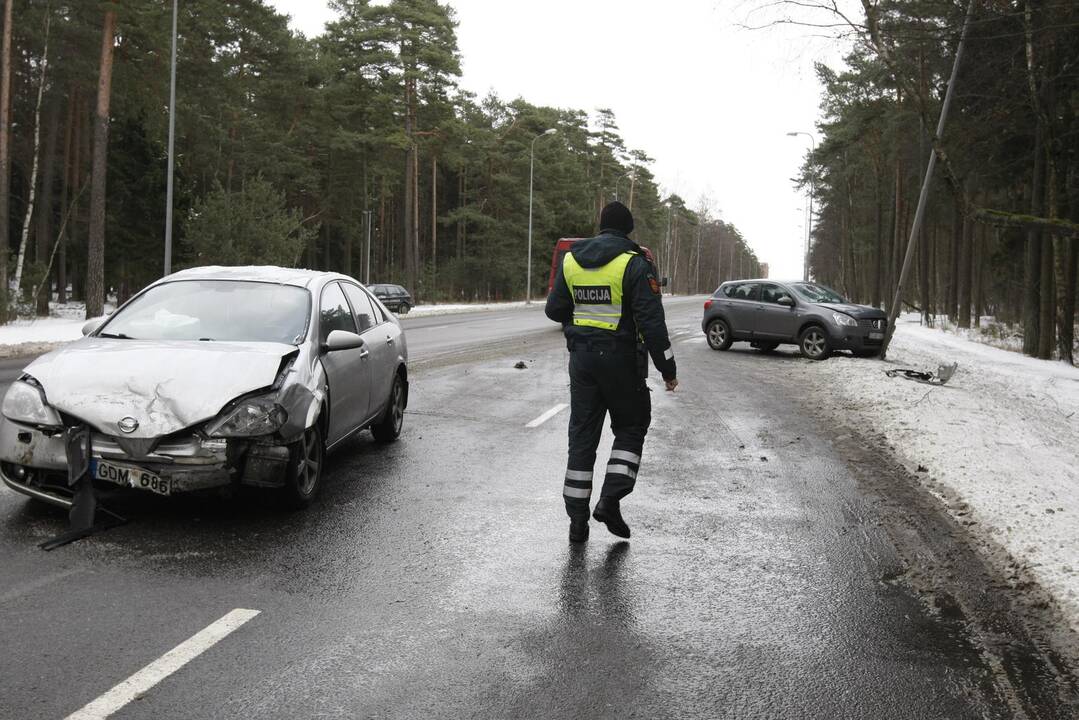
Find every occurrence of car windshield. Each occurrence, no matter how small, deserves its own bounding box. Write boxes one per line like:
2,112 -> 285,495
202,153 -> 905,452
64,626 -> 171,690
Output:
101,280 -> 311,344
791,282 -> 847,304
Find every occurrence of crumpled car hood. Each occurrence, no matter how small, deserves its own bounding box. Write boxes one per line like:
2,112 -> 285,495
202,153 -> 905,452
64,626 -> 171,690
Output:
25,339 -> 297,438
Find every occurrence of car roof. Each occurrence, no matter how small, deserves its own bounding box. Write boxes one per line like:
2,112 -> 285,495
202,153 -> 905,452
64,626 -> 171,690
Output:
721,278 -> 800,285
158,265 -> 358,289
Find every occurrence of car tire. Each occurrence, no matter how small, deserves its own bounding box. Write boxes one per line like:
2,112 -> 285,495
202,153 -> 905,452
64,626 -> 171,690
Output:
282,424 -> 324,509
706,319 -> 733,351
372,374 -> 405,443
398,303 -> 411,315
799,325 -> 832,361
753,342 -> 779,353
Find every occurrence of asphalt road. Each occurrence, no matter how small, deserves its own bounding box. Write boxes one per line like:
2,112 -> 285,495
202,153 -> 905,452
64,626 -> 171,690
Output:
0,298 -> 1075,719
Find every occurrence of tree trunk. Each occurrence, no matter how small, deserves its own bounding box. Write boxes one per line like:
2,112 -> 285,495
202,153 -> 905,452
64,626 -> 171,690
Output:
35,100 -> 60,315
0,0 -> 13,322
431,153 -> 437,293
85,9 -> 116,319
971,222 -> 983,328
949,203 -> 961,322
13,12 -> 50,303
57,88 -> 75,305
957,207 -> 973,328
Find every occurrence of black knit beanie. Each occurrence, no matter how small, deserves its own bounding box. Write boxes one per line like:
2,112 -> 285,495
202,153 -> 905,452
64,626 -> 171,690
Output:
599,201 -> 634,235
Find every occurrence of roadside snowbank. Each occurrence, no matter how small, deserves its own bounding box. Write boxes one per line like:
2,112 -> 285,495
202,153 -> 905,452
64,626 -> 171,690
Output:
0,302 -> 114,357
788,315 -> 1079,634
405,301 -> 530,318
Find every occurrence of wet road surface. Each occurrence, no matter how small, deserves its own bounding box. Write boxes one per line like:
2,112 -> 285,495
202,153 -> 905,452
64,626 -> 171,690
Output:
0,298 -> 1076,719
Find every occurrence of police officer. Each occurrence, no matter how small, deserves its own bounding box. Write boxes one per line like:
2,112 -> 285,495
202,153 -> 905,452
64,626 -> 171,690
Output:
545,201 -> 678,543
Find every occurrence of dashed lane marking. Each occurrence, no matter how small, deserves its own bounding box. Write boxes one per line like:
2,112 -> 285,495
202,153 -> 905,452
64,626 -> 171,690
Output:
526,403 -> 569,428
64,608 -> 261,720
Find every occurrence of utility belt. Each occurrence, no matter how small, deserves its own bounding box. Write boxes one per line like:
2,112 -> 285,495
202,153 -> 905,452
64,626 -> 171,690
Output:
567,337 -> 650,379
566,337 -> 638,353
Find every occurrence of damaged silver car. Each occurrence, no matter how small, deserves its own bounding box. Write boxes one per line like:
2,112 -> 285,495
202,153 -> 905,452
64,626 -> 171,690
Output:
0,266 -> 408,509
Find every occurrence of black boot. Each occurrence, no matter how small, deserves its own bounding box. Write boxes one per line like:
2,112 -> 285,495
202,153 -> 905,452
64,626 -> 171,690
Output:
569,518 -> 589,543
592,497 -> 630,538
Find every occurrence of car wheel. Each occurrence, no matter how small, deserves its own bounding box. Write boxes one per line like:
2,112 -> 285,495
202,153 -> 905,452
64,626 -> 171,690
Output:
398,302 -> 411,315
706,319 -> 733,351
753,342 -> 779,353
799,325 -> 832,361
283,424 -> 324,509
372,374 -> 405,443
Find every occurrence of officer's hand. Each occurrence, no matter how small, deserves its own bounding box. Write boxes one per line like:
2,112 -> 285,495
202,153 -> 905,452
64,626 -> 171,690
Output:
665,378 -> 678,392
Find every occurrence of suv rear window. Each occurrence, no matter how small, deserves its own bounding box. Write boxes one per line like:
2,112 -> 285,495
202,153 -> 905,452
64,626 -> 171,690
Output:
723,283 -> 759,301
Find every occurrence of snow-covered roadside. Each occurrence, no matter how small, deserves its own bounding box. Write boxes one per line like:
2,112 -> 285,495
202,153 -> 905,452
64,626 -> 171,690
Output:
0,301 -> 115,357
403,301 -> 531,318
786,315 -> 1079,634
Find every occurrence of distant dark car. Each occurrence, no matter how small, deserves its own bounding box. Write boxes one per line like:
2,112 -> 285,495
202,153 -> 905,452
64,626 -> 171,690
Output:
701,280 -> 888,360
369,284 -> 413,314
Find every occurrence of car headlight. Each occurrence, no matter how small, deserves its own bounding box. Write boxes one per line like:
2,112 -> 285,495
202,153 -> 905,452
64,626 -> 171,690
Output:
206,395 -> 288,438
832,313 -> 858,328
2,378 -> 62,426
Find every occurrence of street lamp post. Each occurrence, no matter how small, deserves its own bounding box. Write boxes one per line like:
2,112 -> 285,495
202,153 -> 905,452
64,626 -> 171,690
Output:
163,0 -> 178,276
787,131 -> 816,282
526,128 -> 557,304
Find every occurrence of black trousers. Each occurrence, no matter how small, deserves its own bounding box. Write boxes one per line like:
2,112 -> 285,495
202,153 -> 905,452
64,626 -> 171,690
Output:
563,349 -> 652,520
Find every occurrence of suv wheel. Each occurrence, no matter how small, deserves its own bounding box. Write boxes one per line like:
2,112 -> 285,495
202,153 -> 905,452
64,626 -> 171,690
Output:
799,325 -> 832,361
706,319 -> 733,351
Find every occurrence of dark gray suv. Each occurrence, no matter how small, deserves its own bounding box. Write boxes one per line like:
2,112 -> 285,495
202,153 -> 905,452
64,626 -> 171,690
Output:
701,280 -> 888,360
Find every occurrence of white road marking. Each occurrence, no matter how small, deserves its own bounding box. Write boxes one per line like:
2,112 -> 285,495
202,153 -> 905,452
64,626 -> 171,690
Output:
526,403 -> 569,428
0,568 -> 83,605
64,608 -> 260,720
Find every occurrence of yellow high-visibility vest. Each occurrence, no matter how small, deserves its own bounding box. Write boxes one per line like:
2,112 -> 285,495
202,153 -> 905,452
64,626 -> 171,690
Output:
563,251 -> 636,330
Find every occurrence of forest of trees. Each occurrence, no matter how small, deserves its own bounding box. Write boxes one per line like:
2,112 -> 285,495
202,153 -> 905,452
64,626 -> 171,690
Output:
0,0 -> 760,324
794,0 -> 1078,364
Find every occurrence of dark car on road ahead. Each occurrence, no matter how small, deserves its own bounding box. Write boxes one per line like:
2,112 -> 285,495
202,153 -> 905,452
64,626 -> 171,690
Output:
369,284 -> 413,314
702,280 -> 888,360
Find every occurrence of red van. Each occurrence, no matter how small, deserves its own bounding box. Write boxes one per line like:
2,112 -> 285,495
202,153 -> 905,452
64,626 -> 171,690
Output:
547,238 -> 667,293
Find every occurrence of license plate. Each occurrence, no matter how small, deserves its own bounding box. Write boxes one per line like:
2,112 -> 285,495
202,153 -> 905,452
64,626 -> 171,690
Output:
869,332 -> 884,340
91,459 -> 171,496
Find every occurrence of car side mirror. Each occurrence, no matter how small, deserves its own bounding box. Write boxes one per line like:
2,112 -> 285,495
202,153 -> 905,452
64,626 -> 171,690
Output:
82,317 -> 106,336
778,296 -> 794,307
323,330 -> 365,353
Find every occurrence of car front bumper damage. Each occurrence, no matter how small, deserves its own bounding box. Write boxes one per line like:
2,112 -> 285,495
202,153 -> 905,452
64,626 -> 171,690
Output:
0,419 -> 292,508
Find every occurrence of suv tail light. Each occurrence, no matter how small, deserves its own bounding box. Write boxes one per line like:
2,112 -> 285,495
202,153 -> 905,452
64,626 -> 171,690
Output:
704,299 -> 713,311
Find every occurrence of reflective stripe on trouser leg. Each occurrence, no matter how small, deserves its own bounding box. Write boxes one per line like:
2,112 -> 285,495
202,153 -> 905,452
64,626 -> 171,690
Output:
563,469 -> 593,519
602,444 -> 642,500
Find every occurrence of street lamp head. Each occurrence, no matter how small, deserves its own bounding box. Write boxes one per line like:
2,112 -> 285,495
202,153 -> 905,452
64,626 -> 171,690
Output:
786,132 -> 799,137
543,128 -> 557,136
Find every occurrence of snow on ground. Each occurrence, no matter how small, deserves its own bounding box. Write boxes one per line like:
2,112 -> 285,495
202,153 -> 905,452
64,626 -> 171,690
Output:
0,301 -> 115,357
404,301 -> 530,318
785,314 -> 1079,634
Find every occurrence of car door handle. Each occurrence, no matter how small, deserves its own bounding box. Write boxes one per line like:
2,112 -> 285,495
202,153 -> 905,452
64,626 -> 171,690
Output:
385,337 -> 394,345
359,349 -> 370,359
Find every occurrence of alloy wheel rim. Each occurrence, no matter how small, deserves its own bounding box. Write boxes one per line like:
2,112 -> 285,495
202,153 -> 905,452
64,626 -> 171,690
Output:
298,428 -> 321,495
709,323 -> 726,346
392,381 -> 404,432
804,331 -> 825,357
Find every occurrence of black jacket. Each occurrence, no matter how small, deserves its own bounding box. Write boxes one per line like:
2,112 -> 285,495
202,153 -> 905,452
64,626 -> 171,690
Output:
545,230 -> 677,381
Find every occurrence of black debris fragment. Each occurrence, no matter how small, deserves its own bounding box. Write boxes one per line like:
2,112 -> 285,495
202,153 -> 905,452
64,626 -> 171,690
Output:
514,361 -> 527,370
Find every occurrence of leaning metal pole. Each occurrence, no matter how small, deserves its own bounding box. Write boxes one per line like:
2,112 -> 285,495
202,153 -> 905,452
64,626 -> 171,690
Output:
163,0 -> 178,276
880,0 -> 974,360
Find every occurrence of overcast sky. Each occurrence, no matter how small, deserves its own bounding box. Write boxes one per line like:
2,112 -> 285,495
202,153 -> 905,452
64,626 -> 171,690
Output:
267,0 -> 853,280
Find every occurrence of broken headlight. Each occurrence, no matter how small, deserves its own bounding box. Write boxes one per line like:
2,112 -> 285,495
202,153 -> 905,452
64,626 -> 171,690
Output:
206,395 -> 288,438
2,378 -> 61,426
